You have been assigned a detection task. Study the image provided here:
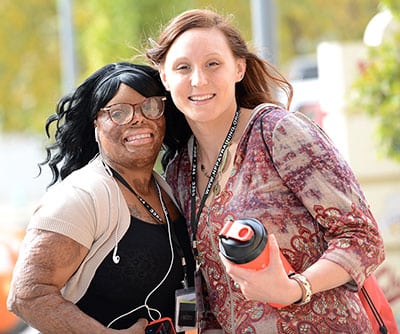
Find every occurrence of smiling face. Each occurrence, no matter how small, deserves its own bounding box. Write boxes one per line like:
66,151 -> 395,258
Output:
160,27 -> 246,125
94,84 -> 165,170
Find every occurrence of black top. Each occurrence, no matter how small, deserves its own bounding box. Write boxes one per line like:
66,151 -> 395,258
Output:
76,215 -> 194,329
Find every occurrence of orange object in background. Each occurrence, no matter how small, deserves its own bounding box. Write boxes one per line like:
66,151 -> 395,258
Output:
0,226 -> 26,334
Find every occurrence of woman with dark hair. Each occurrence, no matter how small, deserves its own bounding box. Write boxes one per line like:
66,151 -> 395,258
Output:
7,62 -> 194,333
146,9 -> 385,334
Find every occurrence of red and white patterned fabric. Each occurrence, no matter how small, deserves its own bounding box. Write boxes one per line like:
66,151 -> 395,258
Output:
166,105 -> 385,334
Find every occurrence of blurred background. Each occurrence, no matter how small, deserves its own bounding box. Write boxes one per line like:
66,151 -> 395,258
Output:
1,0 -> 399,332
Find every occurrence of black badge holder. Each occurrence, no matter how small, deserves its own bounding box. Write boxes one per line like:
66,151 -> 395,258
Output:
175,286 -> 197,332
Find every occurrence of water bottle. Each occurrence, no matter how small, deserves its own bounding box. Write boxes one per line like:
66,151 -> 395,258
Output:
219,218 -> 295,308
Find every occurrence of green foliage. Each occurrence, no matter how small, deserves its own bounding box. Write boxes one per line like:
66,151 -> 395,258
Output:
382,0 -> 400,15
351,2 -> 400,161
0,0 -> 59,133
74,0 -> 190,79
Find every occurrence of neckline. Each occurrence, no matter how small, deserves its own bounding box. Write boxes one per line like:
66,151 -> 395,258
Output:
108,166 -> 169,225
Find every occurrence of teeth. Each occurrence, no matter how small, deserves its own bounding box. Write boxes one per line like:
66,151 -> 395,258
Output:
191,94 -> 213,101
127,133 -> 151,141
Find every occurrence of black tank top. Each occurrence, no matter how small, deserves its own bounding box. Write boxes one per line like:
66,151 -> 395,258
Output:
76,215 -> 194,330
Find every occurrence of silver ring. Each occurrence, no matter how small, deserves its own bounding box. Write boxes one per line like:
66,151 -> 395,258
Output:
234,282 -> 240,289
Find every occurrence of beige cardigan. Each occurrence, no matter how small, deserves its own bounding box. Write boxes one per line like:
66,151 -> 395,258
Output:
28,155 -> 177,303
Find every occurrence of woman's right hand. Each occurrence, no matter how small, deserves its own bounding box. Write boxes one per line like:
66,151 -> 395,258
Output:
220,234 -> 301,305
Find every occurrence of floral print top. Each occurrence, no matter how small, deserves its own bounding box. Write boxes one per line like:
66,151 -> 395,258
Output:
166,105 -> 385,333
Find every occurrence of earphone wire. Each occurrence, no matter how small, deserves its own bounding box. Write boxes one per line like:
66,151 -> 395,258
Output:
112,184 -> 121,264
107,180 -> 175,328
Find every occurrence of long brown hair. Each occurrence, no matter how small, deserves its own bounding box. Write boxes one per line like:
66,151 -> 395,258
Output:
146,8 -> 292,109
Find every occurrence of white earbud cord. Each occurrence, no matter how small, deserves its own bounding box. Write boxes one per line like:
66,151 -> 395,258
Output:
98,148 -> 121,265
107,181 -> 175,328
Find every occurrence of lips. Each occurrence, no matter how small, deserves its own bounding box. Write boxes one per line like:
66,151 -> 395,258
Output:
189,93 -> 215,102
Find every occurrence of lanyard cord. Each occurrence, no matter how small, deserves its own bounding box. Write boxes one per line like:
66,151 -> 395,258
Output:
108,165 -> 189,287
110,167 -> 164,223
190,105 -> 240,257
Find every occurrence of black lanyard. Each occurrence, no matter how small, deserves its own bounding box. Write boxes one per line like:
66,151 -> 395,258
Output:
110,167 -> 165,223
109,165 -> 189,287
190,106 -> 240,257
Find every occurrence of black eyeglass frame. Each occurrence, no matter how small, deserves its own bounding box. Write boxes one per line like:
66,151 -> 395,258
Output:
100,96 -> 166,125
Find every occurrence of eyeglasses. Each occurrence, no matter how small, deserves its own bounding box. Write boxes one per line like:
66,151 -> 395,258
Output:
100,96 -> 166,125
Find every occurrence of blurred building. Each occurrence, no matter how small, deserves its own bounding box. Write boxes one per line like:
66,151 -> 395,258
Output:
317,41 -> 400,323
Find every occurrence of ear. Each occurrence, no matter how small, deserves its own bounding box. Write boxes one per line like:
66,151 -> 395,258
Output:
159,67 -> 170,91
236,58 -> 246,82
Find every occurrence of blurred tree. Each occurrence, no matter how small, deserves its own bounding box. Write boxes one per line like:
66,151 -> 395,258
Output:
74,0 -> 190,77
351,0 -> 400,161
0,0 -> 190,134
0,0 -> 381,134
0,0 -> 59,133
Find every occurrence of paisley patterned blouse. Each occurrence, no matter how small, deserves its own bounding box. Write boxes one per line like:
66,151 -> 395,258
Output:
165,105 -> 385,333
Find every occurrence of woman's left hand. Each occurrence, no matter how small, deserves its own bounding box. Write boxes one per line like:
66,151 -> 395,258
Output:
219,234 -> 301,306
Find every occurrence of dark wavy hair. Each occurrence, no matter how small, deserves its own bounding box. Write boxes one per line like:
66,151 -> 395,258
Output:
146,9 -> 293,167
39,62 -> 179,187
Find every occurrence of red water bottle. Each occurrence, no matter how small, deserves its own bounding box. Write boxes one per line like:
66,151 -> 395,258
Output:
219,218 -> 295,308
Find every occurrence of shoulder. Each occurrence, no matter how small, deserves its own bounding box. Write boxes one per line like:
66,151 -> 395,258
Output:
66,156 -> 114,190
30,156 -> 128,247
250,104 -> 291,131
36,156 -> 119,224
249,105 -> 328,145
50,156 -> 122,208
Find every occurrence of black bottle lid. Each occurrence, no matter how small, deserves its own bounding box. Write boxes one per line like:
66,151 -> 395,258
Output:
219,218 -> 267,264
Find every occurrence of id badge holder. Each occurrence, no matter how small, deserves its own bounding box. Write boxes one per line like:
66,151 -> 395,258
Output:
175,286 -> 197,332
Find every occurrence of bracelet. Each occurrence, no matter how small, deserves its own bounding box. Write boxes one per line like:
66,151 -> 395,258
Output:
290,273 -> 312,305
